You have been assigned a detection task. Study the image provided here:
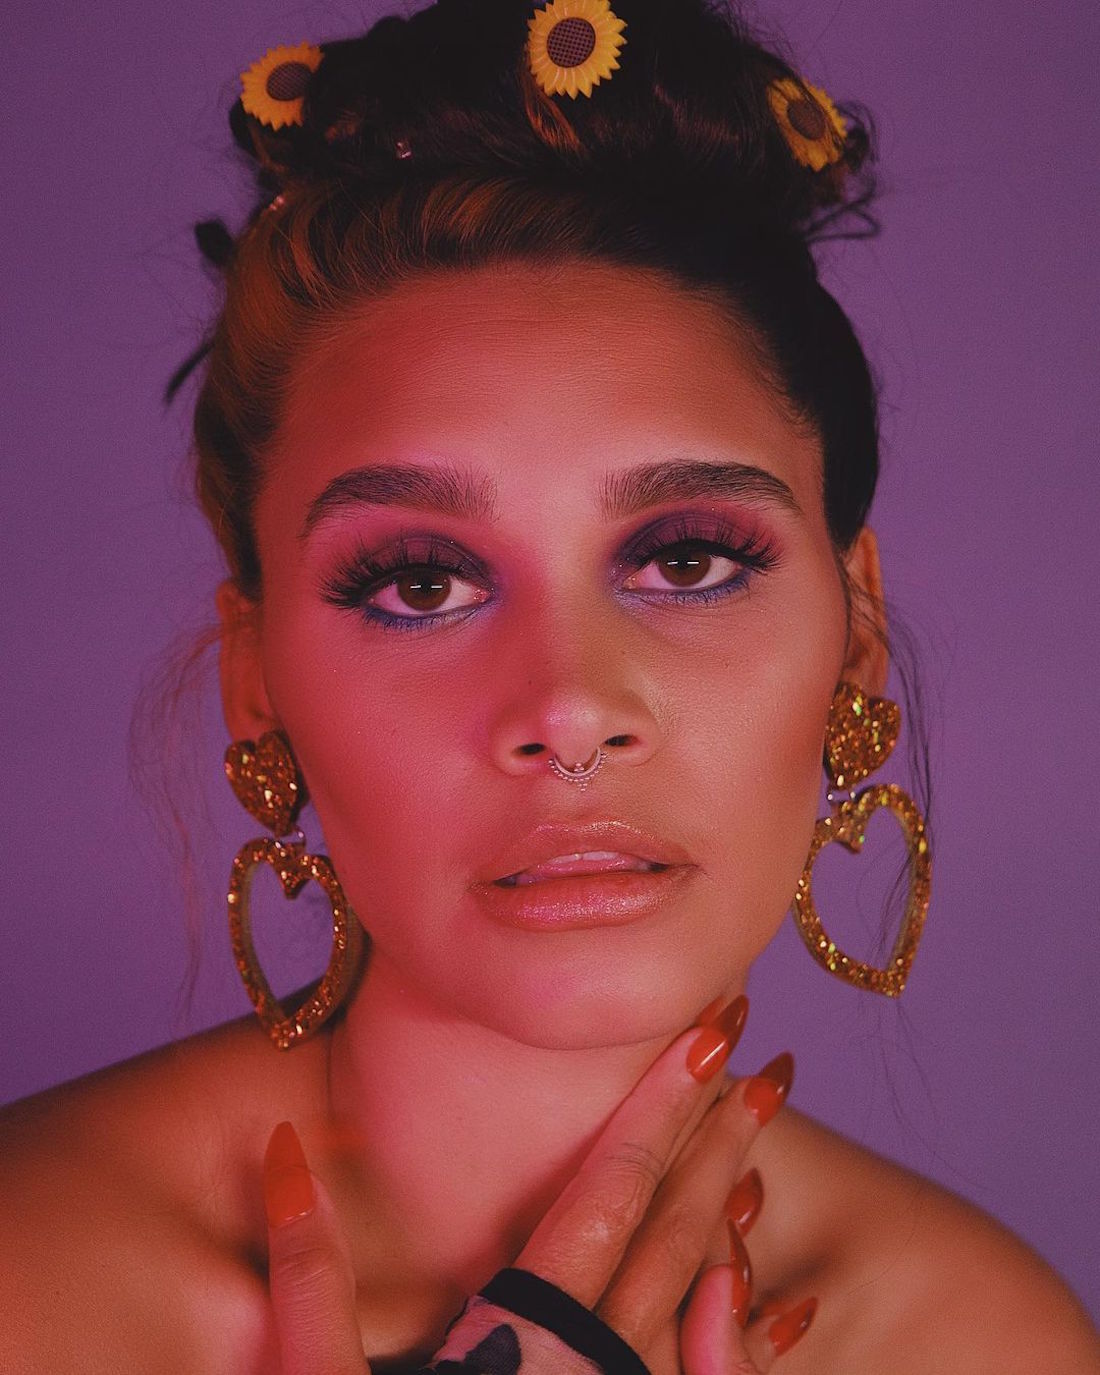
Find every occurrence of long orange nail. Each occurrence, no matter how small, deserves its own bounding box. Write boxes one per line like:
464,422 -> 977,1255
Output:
693,995 -> 724,1027
767,1295 -> 818,1356
686,995 -> 749,1082
264,1120 -> 315,1228
743,1051 -> 794,1125
726,1167 -> 764,1235
727,1220 -> 753,1328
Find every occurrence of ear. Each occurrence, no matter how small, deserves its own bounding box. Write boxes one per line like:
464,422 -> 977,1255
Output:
215,579 -> 279,743
840,525 -> 890,697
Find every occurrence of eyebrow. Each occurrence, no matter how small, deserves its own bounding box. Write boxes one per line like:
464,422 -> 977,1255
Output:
299,457 -> 801,541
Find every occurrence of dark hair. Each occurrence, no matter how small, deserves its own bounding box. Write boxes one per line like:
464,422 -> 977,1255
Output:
150,0 -> 934,1017
173,0 -> 879,595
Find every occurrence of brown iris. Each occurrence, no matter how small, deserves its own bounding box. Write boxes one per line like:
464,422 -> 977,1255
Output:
660,547 -> 711,588
397,571 -> 450,612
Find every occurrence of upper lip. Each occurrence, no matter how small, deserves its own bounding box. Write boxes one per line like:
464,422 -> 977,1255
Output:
476,821 -> 695,885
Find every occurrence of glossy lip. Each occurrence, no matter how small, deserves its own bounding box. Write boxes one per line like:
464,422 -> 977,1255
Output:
474,820 -> 695,886
471,863 -> 698,930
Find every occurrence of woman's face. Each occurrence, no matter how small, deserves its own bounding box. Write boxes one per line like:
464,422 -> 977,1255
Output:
221,259 -> 884,1048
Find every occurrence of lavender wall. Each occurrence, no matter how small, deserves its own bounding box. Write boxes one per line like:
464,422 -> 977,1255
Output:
4,0 -> 1098,1318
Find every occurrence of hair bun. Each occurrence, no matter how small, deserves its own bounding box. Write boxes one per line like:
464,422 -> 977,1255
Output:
225,0 -> 875,247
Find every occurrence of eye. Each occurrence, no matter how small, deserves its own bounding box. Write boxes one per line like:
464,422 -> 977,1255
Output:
623,540 -> 745,594
319,532 -> 491,633
618,514 -> 780,604
319,515 -> 780,634
368,565 -> 489,618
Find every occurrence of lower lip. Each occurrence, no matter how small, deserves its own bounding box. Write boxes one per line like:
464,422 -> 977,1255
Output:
471,865 -> 696,930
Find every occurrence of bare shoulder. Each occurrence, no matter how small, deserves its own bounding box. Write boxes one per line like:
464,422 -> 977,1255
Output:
765,1107 -> 1100,1374
0,1014 -> 320,1374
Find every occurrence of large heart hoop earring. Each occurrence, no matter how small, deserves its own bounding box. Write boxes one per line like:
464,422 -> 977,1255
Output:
224,730 -> 365,1049
791,682 -> 931,997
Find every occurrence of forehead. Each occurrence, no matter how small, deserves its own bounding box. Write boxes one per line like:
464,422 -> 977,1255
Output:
274,259 -> 822,514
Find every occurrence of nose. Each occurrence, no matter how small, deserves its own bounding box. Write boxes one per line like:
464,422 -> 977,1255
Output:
487,617 -> 660,784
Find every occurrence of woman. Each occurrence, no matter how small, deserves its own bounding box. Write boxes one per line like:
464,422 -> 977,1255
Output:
2,0 -> 1097,1370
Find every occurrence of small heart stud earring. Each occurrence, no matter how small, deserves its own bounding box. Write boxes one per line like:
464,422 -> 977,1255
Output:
791,682 -> 931,997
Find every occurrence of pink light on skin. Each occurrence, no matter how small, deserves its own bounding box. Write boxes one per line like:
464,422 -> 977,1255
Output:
216,257 -> 889,1331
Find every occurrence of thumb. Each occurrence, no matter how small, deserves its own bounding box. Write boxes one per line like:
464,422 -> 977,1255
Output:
264,1120 -> 372,1375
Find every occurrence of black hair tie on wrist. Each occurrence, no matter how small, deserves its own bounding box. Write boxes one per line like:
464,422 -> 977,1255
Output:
478,1268 -> 653,1374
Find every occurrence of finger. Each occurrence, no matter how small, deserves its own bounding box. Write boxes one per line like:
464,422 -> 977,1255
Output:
599,1055 -> 791,1348
726,1167 -> 764,1237
680,1264 -> 760,1375
264,1120 -> 371,1375
516,996 -> 749,1306
743,1295 -> 819,1371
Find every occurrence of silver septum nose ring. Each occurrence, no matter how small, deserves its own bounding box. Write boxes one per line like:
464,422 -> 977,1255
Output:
548,746 -> 606,790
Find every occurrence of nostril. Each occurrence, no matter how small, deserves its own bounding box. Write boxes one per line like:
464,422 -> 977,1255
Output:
517,743 -> 544,757
605,735 -> 632,748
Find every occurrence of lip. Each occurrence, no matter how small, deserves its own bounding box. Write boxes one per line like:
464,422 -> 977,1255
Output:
472,864 -> 698,930
474,820 -> 695,886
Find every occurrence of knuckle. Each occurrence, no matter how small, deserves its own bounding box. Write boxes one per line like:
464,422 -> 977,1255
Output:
270,1236 -> 338,1296
587,1142 -> 666,1237
657,1202 -> 706,1280
608,1139 -> 667,1190
601,1210 -> 701,1349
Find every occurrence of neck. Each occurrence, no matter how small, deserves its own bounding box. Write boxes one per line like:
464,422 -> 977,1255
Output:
315,949 -> 738,1356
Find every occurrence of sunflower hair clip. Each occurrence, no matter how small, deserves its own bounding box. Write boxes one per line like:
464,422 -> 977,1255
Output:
240,42 -> 324,130
767,75 -> 848,171
527,0 -> 627,100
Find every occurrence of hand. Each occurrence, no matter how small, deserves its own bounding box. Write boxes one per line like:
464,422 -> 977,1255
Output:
261,997 -> 816,1374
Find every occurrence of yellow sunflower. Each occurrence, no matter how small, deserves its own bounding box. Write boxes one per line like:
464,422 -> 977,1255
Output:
240,43 -> 324,130
527,0 -> 627,100
767,76 -> 847,172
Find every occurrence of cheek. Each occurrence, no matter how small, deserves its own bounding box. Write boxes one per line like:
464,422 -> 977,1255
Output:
254,540 -> 846,1015
686,581 -> 843,932
257,612 -> 478,943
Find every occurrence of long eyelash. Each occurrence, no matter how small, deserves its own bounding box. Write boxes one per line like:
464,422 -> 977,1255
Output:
320,534 -> 482,633
619,513 -> 780,610
625,513 -> 780,577
320,515 -> 781,632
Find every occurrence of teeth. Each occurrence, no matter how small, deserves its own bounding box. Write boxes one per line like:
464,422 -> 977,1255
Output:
546,851 -> 621,864
499,851 -> 663,886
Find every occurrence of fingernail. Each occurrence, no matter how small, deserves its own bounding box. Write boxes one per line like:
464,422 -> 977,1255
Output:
264,1120 -> 315,1228
743,1051 -> 794,1126
767,1295 -> 818,1357
727,1220 -> 753,1329
693,996 -> 724,1027
725,1167 -> 763,1235
686,995 -> 749,1082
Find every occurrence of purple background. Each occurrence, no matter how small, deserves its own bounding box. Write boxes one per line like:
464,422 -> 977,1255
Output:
4,0 -> 1098,1319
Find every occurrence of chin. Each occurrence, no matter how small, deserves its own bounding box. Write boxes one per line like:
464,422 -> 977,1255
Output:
428,944 -> 714,1052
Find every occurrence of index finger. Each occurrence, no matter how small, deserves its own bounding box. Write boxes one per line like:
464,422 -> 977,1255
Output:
515,996 -> 748,1307
264,1121 -> 372,1375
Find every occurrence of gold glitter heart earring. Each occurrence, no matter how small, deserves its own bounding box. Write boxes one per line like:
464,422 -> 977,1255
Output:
792,682 -> 931,996
224,729 -> 365,1049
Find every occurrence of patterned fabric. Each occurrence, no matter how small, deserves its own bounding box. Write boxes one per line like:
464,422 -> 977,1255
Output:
427,1319 -> 521,1373
412,1269 -> 652,1374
